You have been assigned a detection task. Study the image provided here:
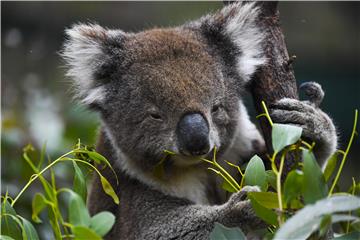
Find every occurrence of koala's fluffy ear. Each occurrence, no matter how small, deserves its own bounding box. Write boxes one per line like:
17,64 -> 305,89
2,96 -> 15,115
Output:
194,2 -> 266,82
62,24 -> 126,105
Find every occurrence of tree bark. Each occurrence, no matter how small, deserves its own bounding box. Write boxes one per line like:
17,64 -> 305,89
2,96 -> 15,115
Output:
251,1 -> 300,174
223,1 -> 299,173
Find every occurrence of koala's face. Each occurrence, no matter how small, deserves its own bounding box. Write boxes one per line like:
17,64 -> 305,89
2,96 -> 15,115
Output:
62,3 -> 265,172
99,29 -> 241,170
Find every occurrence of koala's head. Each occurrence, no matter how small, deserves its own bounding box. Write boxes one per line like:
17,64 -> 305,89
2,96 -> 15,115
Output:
62,2 -> 265,173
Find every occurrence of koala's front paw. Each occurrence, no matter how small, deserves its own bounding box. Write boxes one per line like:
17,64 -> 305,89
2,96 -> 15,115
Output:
269,82 -> 337,163
219,186 -> 265,233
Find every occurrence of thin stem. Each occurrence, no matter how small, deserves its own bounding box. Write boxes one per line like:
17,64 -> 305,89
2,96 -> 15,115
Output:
346,177 -> 356,233
301,140 -> 313,150
213,160 -> 241,190
328,109 -> 358,196
11,157 -> 63,207
208,168 -> 240,192
261,101 -> 274,126
276,152 -> 286,225
201,149 -> 241,191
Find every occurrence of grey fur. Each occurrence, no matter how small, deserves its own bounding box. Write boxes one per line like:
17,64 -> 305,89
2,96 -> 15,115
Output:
62,2 -> 337,239
269,86 -> 337,164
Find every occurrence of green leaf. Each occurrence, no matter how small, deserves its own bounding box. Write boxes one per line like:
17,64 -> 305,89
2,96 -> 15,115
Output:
209,222 -> 245,240
351,220 -> 360,231
18,216 -> 39,240
100,176 -> 119,205
272,123 -> 302,153
89,211 -> 115,237
302,150 -> 328,204
0,235 -> 16,240
323,152 -> 340,182
1,198 -> 22,240
266,170 -> 277,191
221,180 -> 237,193
274,195 -> 360,240
1,198 -> 16,215
247,192 -> 279,209
319,215 -> 332,237
87,151 -> 108,165
38,177 -> 55,202
283,170 -> 303,206
348,183 -> 360,195
72,226 -> 102,240
68,191 -> 91,227
31,193 -> 47,223
334,231 -> 360,240
244,155 -> 266,191
73,161 -> 87,202
0,215 -> 22,240
37,142 -> 47,170
248,194 -> 278,226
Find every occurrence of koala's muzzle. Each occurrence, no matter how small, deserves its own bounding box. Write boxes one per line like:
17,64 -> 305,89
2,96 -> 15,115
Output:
177,113 -> 210,156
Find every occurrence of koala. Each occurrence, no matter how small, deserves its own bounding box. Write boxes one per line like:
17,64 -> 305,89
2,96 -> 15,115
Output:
62,2 -> 337,239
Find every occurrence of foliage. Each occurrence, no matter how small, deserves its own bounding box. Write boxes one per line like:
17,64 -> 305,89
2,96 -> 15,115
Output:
209,102 -> 359,239
0,140 -> 118,240
1,102 -> 359,240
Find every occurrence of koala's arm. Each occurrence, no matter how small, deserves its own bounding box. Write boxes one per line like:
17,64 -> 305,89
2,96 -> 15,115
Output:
226,83 -> 336,166
94,176 -> 264,240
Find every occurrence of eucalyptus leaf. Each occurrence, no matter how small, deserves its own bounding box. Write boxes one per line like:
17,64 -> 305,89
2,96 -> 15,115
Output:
247,192 -> 279,209
72,161 -> 87,202
89,211 -> 115,237
68,190 -> 91,227
266,170 -> 277,190
274,195 -> 360,240
323,152 -> 340,182
244,155 -> 266,191
1,199 -> 22,240
248,194 -> 278,226
302,150 -> 328,204
0,215 -> 22,240
72,226 -> 102,240
319,215 -> 332,237
18,216 -> 39,240
272,123 -> 302,153
284,170 -> 303,206
0,235 -> 16,240
87,151 -> 108,165
221,180 -> 237,193
348,183 -> 360,195
209,222 -> 245,240
31,193 -> 47,223
1,198 -> 16,215
100,176 -> 119,204
333,231 -> 360,240
351,220 -> 360,231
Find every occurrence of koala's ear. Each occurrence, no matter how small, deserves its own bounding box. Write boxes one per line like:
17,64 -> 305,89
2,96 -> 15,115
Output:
62,23 -> 126,105
194,2 -> 266,82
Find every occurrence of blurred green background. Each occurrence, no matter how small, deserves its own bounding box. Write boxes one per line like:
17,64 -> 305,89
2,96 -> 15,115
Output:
1,1 -> 359,237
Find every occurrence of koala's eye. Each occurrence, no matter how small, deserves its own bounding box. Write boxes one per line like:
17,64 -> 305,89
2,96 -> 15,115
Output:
149,113 -> 162,121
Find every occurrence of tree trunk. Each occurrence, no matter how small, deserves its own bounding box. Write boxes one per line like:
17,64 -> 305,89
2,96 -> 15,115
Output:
224,1 -> 299,174
251,1 -> 299,174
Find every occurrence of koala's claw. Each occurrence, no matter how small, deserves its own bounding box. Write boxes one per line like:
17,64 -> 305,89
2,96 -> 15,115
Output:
300,81 -> 324,108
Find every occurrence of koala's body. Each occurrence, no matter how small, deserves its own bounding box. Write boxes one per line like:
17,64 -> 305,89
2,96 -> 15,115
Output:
62,2 -> 337,239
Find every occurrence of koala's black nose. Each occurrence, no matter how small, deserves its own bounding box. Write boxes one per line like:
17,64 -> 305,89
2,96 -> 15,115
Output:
177,113 -> 210,156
